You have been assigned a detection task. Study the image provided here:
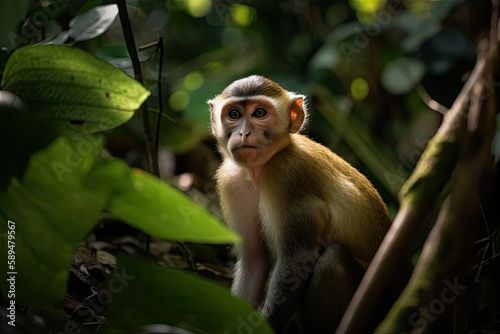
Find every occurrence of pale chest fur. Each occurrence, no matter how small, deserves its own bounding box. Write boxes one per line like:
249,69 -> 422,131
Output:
216,160 -> 276,255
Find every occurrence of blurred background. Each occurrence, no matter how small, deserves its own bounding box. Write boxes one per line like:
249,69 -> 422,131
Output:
2,0 -> 489,212
87,0 -> 483,214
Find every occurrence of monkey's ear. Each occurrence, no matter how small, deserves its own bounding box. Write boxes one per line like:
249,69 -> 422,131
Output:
207,99 -> 218,135
289,96 -> 306,133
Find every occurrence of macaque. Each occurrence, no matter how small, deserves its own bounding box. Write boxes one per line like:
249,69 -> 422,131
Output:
208,75 -> 411,333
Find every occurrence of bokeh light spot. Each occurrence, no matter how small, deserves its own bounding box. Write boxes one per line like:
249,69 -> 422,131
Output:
351,77 -> 369,100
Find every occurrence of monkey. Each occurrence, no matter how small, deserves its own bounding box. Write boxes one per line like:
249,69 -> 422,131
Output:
208,75 -> 412,333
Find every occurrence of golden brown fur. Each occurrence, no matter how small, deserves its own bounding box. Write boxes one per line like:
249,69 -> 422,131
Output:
209,75 -> 411,333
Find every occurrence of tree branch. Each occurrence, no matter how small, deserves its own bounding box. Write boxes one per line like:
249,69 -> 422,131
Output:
336,2 -> 499,332
117,0 -> 159,177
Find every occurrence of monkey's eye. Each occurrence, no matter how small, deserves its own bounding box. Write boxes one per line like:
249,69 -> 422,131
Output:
228,109 -> 242,119
252,108 -> 267,118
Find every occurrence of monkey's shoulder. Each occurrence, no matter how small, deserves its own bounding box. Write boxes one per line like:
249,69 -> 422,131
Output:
275,134 -> 360,176
266,134 -> 382,196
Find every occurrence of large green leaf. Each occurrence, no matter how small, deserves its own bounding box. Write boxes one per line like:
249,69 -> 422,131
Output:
0,134 -> 237,312
0,136 -> 108,311
107,168 -> 240,244
106,256 -> 273,334
86,155 -> 239,244
1,45 -> 150,134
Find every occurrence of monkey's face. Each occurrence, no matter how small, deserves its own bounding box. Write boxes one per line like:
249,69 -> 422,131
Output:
216,99 -> 290,167
208,76 -> 307,167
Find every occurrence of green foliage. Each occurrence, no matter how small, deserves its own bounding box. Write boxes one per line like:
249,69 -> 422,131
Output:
0,136 -> 109,311
0,135 -> 236,312
107,166 -> 239,244
0,9 -> 245,328
106,257 -> 272,334
1,45 -> 150,134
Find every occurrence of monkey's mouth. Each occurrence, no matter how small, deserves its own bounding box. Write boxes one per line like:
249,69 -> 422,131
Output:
232,145 -> 258,151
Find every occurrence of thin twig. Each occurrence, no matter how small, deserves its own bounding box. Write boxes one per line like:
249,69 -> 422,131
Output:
117,0 -> 159,177
415,85 -> 449,115
148,107 -> 177,123
139,41 -> 160,51
117,0 -> 159,256
154,37 -> 164,156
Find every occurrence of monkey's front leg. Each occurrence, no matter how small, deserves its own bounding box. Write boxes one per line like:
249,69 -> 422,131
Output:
232,244 -> 271,306
261,249 -> 320,333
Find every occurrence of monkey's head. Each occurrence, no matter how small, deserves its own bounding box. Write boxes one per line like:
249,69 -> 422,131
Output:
208,75 -> 308,167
